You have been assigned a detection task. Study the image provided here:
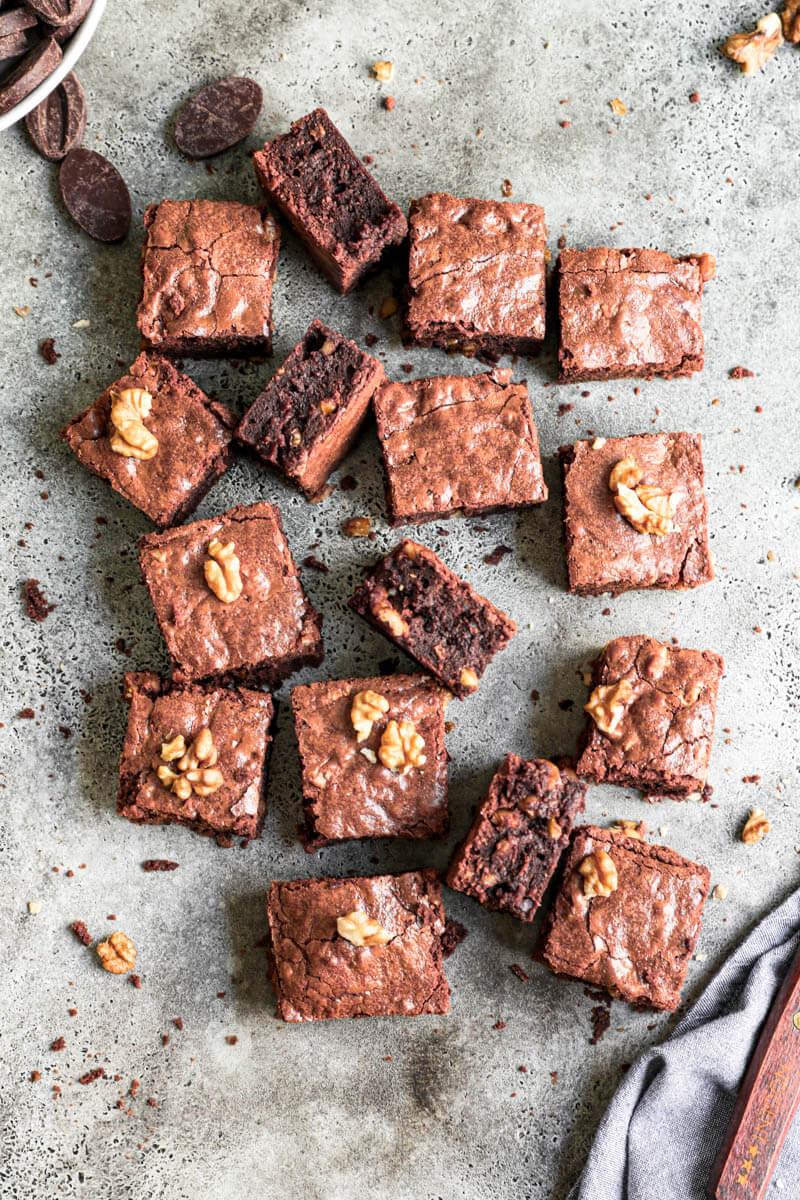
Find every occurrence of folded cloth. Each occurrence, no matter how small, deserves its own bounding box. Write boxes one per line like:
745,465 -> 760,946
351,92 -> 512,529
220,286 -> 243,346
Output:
569,885 -> 800,1200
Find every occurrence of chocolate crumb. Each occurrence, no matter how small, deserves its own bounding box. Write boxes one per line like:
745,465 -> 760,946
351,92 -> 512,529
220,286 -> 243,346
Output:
589,1004 -> 612,1045
689,90 -> 700,103
50,1037 -> 66,1052
302,554 -> 329,573
364,333 -> 378,347
24,579 -> 56,622
78,1068 -> 105,1084
501,179 -> 513,197
558,403 -> 574,418
40,338 -> 61,365
441,919 -> 468,959
226,1035 -> 239,1045
493,1020 -> 506,1031
30,1070 -> 41,1082
142,859 -> 179,872
130,974 -> 141,989
18,708 -> 35,719
510,964 -> 531,983
483,544 -> 513,566
558,698 -> 574,711
339,474 -> 358,490
557,235 -> 567,249
383,96 -> 395,111
173,1017 -> 184,1030
730,366 -> 754,379
70,920 -> 92,946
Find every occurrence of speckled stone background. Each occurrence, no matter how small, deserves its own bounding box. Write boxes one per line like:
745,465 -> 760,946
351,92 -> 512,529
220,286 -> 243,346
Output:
1,1 -> 799,1196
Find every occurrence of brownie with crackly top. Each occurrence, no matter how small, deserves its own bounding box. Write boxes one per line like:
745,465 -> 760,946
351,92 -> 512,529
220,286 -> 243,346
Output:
237,320 -> 384,498
539,825 -> 710,1010
118,671 -> 275,842
446,755 -> 587,920
576,635 -> 724,798
349,539 -> 516,699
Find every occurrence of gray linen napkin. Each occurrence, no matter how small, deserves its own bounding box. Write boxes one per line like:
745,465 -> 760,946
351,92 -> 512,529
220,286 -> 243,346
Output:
569,885 -> 800,1199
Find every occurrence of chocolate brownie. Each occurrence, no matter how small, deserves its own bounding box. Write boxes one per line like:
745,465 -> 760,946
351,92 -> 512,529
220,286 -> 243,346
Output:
237,320 -> 385,498
557,247 -> 714,383
559,432 -> 714,596
266,870 -> 450,1021
252,108 -> 407,294
539,825 -> 710,1010
136,199 -> 280,357
118,671 -> 275,842
350,539 -> 516,699
577,635 -> 724,798
60,353 -> 236,527
446,755 -> 587,920
405,193 -> 547,359
291,674 -> 449,849
138,501 -> 323,687
375,368 -> 547,525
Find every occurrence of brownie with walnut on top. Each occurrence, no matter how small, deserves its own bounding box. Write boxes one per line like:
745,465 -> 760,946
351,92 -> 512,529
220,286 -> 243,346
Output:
349,539 -> 516,699
291,674 -> 450,850
539,825 -> 710,1011
118,671 -> 275,843
577,635 -> 724,798
237,320 -> 385,499
60,353 -> 236,527
559,431 -> 713,597
446,755 -> 587,921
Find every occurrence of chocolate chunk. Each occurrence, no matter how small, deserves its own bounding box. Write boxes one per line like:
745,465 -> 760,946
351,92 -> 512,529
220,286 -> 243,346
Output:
0,25 -> 39,66
25,71 -> 86,161
24,0 -> 79,24
59,148 -> 131,242
0,36 -> 61,117
43,0 -> 91,42
174,77 -> 263,158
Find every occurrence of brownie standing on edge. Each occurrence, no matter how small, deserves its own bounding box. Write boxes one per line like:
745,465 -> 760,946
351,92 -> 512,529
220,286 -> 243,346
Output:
138,501 -> 323,687
446,755 -> 587,920
136,199 -> 280,357
374,368 -> 547,525
291,674 -> 450,849
253,108 -> 407,294
557,247 -> 715,383
559,432 -> 714,596
237,320 -> 385,498
350,539 -> 516,698
118,672 -> 275,843
539,826 -> 710,1011
60,353 -> 236,527
266,870 -> 450,1021
405,193 -> 548,359
577,635 -> 724,798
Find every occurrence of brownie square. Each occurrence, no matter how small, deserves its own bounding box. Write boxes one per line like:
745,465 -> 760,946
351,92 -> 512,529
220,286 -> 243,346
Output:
350,539 -> 516,699
291,674 -> 449,849
138,501 -> 323,687
446,755 -> 587,920
539,826 -> 710,1010
237,320 -> 385,498
405,193 -> 547,359
60,353 -> 236,527
253,108 -> 407,294
375,367 -> 547,525
576,635 -> 724,798
557,247 -> 714,383
559,432 -> 714,596
136,200 -> 280,357
118,671 -> 275,843
266,870 -> 450,1021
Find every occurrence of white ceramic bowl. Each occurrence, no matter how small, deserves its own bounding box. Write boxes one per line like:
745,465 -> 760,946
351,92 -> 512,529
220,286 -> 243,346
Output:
0,0 -> 107,134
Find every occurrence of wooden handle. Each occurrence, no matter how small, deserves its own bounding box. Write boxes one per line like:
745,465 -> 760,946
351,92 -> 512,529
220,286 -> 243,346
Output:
707,940 -> 800,1199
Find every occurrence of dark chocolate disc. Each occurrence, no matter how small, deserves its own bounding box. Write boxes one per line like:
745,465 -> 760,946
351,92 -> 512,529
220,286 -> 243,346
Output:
59,147 -> 132,242
44,0 -> 92,43
25,70 -> 86,160
174,76 -> 263,158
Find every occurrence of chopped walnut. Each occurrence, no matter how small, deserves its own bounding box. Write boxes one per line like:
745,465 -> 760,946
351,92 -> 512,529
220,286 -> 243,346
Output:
378,719 -> 426,773
783,0 -> 800,40
337,910 -> 391,946
609,458 -> 678,536
547,817 -> 562,839
109,388 -> 158,460
722,13 -> 783,73
459,667 -> 479,692
97,931 -> 137,974
579,849 -> 618,898
609,97 -> 627,115
160,734 -> 186,762
350,689 -> 390,741
373,60 -> 393,81
373,600 -> 409,638
342,517 -> 371,537
741,809 -> 770,843
154,728 -> 223,799
611,819 -> 645,840
204,538 -> 243,603
585,678 -> 635,737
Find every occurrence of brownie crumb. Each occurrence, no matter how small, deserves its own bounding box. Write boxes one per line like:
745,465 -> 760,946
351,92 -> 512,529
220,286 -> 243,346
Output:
510,963 -> 531,984
441,919 -> 468,959
383,96 -> 395,111
40,338 -> 61,365
78,1068 -> 105,1084
558,235 -> 567,249
129,1079 -> 140,1096
551,1070 -> 559,1084
730,366 -> 754,379
59,726 -> 72,739
302,554 -> 329,573
142,859 -> 179,872
24,579 -> 56,622
161,1034 -> 169,1047
501,179 -> 513,197
689,90 -> 700,103
340,474 -> 358,490
364,333 -> 378,347
589,1004 -> 612,1045
558,403 -> 574,418
173,1017 -> 184,1031
50,1037 -> 66,1052
130,974 -> 142,989
483,544 -> 513,566
18,708 -> 35,720
147,1097 -> 157,1107
30,1070 -> 41,1082
70,920 -> 92,946
68,1008 -> 77,1017
226,1035 -> 238,1045
492,1020 -> 506,1031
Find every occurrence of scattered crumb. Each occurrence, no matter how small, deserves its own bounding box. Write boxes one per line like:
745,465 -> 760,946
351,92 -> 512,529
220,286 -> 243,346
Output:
130,974 -> 142,989
226,1035 -> 239,1045
383,96 -> 395,111
70,920 -> 92,946
50,1037 -> 66,1052
492,1020 -> 506,1031
729,366 -> 754,379
142,859 -> 179,872
78,1068 -> 105,1084
510,964 -> 531,984
484,544 -> 512,566
441,919 -> 468,959
501,179 -> 513,197
39,338 -> 61,365
689,90 -> 700,103
589,1004 -> 612,1045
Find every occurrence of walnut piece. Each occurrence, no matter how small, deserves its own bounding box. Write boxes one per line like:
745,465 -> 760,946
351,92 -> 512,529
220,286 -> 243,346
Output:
342,517 -> 371,537
337,911 -> 391,946
611,818 -> 645,840
608,456 -> 642,492
153,728 -> 223,799
579,849 -> 618,898
109,387 -> 158,460
742,809 -> 770,843
783,0 -> 800,40
585,678 -> 635,737
204,538 -> 243,603
378,718 -> 426,773
97,931 -> 137,974
373,60 -> 393,81
373,599 -> 408,638
350,689 -> 390,742
722,13 -> 783,73
459,667 -> 479,692
547,816 -> 563,839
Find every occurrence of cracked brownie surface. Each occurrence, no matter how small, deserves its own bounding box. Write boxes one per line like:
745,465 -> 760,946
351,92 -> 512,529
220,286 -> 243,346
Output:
539,825 -> 710,1010
405,192 -> 547,358
136,199 -> 280,356
375,368 -> 547,525
557,247 -> 709,382
138,500 -> 323,686
266,870 -> 450,1021
560,431 -> 713,596
577,635 -> 724,797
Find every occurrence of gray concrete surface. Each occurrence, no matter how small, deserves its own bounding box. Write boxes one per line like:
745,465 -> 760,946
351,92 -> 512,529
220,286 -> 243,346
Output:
1,1 -> 799,1197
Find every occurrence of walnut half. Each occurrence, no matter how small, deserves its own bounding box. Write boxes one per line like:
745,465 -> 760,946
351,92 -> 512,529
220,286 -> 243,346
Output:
783,0 -> 800,41
722,13 -> 783,74
97,931 -> 137,974
609,457 -> 678,536
579,849 -> 618,898
204,538 -> 243,603
585,678 -> 635,738
378,719 -> 426,773
109,387 -> 158,460
741,809 -> 770,843
337,911 -> 391,946
350,690 -> 389,742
